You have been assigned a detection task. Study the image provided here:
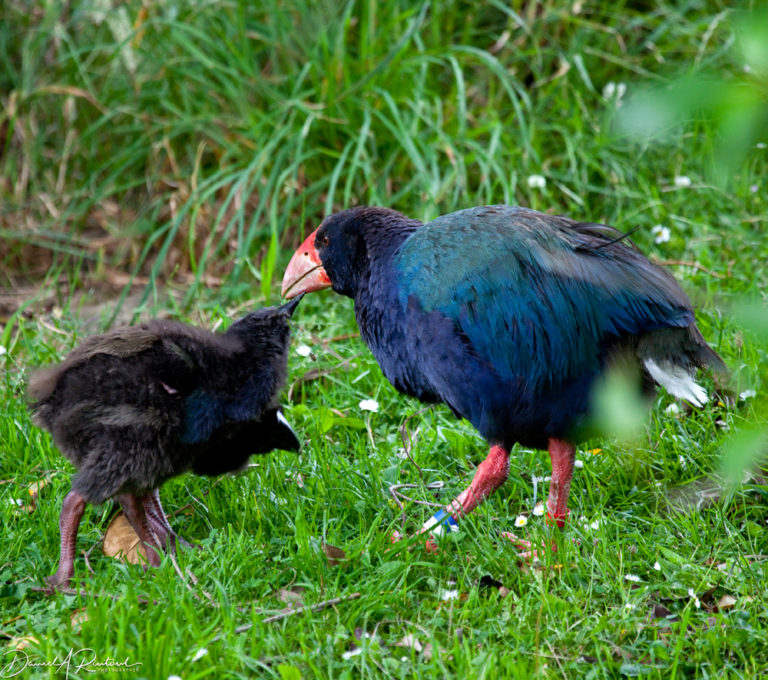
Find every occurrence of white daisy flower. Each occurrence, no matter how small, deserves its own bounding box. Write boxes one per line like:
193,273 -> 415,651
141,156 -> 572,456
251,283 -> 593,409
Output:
440,589 -> 460,601
653,561 -> 662,571
651,225 -> 671,244
295,344 -> 312,357
574,459 -> 584,469
514,514 -> 528,527
665,403 -> 681,415
532,502 -> 545,517
739,389 -> 757,401
625,574 -> 642,583
527,174 -> 546,189
673,175 -> 692,188
589,519 -> 600,530
358,399 -> 379,412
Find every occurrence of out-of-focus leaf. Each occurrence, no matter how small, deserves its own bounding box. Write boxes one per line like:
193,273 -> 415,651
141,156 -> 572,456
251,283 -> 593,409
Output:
720,427 -> 768,488
732,301 -> 768,340
277,664 -> 302,680
616,7 -> 768,185
591,366 -> 647,442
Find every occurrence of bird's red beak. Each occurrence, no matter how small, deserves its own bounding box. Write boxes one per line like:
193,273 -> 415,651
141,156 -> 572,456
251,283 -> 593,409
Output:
281,229 -> 332,299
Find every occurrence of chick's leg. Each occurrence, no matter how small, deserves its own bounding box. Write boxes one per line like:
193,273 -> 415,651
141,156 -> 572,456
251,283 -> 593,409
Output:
141,490 -> 171,549
48,490 -> 86,588
116,493 -> 163,567
142,489 -> 194,551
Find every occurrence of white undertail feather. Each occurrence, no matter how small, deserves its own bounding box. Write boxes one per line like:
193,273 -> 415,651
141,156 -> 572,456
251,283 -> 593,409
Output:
643,358 -> 708,407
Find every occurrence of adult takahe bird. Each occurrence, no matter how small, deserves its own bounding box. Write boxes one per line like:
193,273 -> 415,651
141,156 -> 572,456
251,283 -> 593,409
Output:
29,297 -> 302,587
281,205 -> 726,550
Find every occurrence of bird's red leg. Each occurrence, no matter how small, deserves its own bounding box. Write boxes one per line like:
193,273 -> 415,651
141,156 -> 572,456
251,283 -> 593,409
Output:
116,493 -> 163,567
502,438 -> 575,556
546,438 -> 575,529
444,445 -> 510,517
47,489 -> 86,588
399,445 -> 510,552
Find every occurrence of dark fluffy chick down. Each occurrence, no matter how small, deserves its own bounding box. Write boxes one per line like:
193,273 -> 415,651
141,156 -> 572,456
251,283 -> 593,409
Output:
29,304 -> 299,505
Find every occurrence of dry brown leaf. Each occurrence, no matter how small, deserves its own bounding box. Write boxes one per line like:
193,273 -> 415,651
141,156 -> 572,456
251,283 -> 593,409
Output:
322,542 -> 347,567
70,609 -> 89,631
276,587 -> 305,606
102,511 -> 145,564
13,475 -> 53,515
650,603 -> 677,621
395,634 -> 423,654
717,594 -> 737,610
14,502 -> 35,515
28,476 -> 50,499
8,636 -> 39,650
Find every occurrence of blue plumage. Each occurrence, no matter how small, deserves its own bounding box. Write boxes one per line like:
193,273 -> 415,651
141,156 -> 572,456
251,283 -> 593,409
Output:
285,205 -> 724,449
389,206 -> 698,445
281,204 -> 727,549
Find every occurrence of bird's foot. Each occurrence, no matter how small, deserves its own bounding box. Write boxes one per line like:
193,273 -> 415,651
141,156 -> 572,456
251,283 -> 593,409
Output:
545,510 -> 569,529
174,534 -> 198,551
497,510 -> 571,559
390,509 -> 459,553
389,530 -> 446,554
499,533 -> 554,560
46,567 -> 74,590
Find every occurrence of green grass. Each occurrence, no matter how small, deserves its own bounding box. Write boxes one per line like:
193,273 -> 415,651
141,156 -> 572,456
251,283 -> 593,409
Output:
2,0 -> 768,678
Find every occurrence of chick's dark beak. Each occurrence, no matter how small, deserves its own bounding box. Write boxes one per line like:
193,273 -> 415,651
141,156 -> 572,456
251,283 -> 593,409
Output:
281,229 -> 331,299
278,293 -> 304,317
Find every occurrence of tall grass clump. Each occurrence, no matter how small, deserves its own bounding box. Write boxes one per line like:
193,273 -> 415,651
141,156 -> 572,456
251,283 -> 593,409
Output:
2,1 -> 761,304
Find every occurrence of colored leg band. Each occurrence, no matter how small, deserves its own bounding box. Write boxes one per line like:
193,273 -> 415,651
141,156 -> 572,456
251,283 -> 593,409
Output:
422,509 -> 459,537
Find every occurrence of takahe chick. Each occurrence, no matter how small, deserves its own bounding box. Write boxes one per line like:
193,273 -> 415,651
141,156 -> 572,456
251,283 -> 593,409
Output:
281,205 -> 726,552
29,296 -> 302,587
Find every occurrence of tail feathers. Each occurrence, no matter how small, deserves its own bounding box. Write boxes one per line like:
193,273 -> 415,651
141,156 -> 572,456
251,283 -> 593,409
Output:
687,325 -> 729,378
643,358 -> 709,407
637,323 -> 730,406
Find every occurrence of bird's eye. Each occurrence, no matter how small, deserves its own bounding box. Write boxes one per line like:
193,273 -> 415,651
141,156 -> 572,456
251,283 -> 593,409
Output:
318,234 -> 330,247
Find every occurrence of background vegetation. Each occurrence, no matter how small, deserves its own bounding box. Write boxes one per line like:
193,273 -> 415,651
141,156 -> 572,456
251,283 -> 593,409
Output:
1,0 -> 766,677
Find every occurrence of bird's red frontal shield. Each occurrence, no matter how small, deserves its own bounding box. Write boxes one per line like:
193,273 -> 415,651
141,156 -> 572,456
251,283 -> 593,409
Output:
281,229 -> 332,299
